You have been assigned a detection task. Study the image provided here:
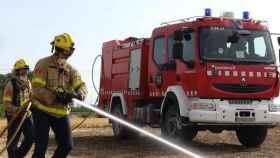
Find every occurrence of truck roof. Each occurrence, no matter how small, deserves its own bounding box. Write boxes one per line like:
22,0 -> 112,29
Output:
103,16 -> 269,48
152,16 -> 269,36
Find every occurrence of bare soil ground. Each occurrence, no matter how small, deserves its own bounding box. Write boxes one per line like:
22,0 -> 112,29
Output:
0,117 -> 280,158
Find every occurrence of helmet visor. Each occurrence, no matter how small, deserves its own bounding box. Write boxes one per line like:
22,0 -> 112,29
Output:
15,67 -> 29,75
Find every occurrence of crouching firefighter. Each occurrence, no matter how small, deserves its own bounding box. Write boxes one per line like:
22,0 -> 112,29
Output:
31,33 -> 88,158
2,59 -> 34,158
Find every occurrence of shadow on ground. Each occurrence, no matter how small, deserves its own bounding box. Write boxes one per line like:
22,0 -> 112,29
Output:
62,134 -> 258,158
42,127 -> 279,158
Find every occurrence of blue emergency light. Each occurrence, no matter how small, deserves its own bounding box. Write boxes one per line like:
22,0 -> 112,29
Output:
243,11 -> 250,19
205,8 -> 212,16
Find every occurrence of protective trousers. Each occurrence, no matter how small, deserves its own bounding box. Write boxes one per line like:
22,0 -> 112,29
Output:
31,108 -> 73,158
7,115 -> 34,158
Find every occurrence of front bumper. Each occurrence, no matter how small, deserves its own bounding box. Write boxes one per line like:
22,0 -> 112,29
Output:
188,99 -> 280,125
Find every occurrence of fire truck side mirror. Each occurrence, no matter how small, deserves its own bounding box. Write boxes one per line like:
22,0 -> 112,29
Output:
182,28 -> 194,41
173,30 -> 183,59
172,42 -> 183,59
174,30 -> 183,41
228,32 -> 239,43
279,50 -> 280,63
278,37 -> 280,63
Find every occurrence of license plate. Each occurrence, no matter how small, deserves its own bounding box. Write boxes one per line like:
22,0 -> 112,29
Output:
235,117 -> 255,123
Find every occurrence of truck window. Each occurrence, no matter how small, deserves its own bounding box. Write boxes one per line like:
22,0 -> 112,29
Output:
168,36 -> 175,62
200,28 -> 275,64
182,33 -> 195,62
254,37 -> 266,57
153,37 -> 165,65
168,33 -> 195,63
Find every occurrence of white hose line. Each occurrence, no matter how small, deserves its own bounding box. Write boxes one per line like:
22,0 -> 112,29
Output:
91,54 -> 102,95
73,99 -> 204,158
72,54 -> 102,131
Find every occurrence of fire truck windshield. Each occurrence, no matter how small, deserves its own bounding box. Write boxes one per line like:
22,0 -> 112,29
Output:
200,27 -> 275,64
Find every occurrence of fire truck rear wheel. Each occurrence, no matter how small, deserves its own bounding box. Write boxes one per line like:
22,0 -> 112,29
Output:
236,126 -> 267,148
112,105 -> 137,139
161,105 -> 197,142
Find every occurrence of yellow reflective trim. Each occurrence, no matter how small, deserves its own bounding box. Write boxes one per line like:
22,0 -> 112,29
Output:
21,99 -> 30,108
72,80 -> 83,90
33,100 -> 70,116
32,76 -> 46,86
3,96 -> 12,102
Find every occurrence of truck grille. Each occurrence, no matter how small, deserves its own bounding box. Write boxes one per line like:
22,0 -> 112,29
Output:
228,99 -> 253,105
213,84 -> 271,93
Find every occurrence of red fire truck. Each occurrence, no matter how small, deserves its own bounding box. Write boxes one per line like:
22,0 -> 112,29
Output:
98,9 -> 280,147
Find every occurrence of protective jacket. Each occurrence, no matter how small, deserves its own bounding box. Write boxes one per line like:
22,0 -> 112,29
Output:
3,77 -> 32,116
32,55 -> 87,117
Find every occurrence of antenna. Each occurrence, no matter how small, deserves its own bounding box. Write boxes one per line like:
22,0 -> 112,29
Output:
160,16 -> 208,26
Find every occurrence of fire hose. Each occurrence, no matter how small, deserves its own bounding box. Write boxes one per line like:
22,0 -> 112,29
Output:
71,54 -> 205,157
71,54 -> 102,131
73,99 -> 204,158
0,102 -> 32,155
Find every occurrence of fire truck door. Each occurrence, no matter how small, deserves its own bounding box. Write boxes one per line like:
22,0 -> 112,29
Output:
129,49 -> 141,90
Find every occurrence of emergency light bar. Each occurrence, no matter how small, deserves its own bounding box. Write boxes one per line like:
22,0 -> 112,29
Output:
161,9 -> 259,26
221,11 -> 234,18
205,8 -> 250,19
243,11 -> 250,19
204,8 -> 212,16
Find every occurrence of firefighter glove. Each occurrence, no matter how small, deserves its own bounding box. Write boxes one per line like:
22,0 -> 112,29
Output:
55,87 -> 73,105
72,92 -> 83,100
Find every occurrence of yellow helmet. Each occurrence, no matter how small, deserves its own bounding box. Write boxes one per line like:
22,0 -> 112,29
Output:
51,33 -> 75,53
14,59 -> 29,71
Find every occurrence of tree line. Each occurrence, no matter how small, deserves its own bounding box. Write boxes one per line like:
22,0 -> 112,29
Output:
0,73 -> 11,117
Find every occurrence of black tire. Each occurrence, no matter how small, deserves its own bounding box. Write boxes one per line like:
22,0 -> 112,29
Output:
112,105 -> 137,139
161,105 -> 197,142
236,126 -> 267,148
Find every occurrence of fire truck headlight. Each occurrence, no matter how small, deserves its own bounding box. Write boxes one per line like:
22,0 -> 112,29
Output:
192,102 -> 216,111
269,104 -> 280,112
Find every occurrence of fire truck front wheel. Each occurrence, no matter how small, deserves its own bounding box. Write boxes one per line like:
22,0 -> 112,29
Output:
112,104 -> 136,139
161,105 -> 197,142
236,126 -> 267,148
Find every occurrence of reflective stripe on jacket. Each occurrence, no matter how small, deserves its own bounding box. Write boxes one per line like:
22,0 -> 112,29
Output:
32,99 -> 70,116
2,79 -> 32,114
32,55 -> 87,117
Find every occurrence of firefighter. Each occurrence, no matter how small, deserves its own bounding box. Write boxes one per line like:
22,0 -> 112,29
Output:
2,59 -> 34,158
31,33 -> 88,158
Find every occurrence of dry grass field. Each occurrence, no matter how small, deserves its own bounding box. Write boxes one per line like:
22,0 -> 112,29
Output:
0,117 -> 279,158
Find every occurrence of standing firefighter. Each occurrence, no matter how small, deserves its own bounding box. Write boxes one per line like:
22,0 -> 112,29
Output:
31,33 -> 87,158
2,59 -> 34,158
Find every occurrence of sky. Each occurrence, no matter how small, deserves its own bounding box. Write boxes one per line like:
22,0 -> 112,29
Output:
1,0 -> 280,103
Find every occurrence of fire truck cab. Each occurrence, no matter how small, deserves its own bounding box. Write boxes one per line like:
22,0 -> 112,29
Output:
99,10 -> 280,147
